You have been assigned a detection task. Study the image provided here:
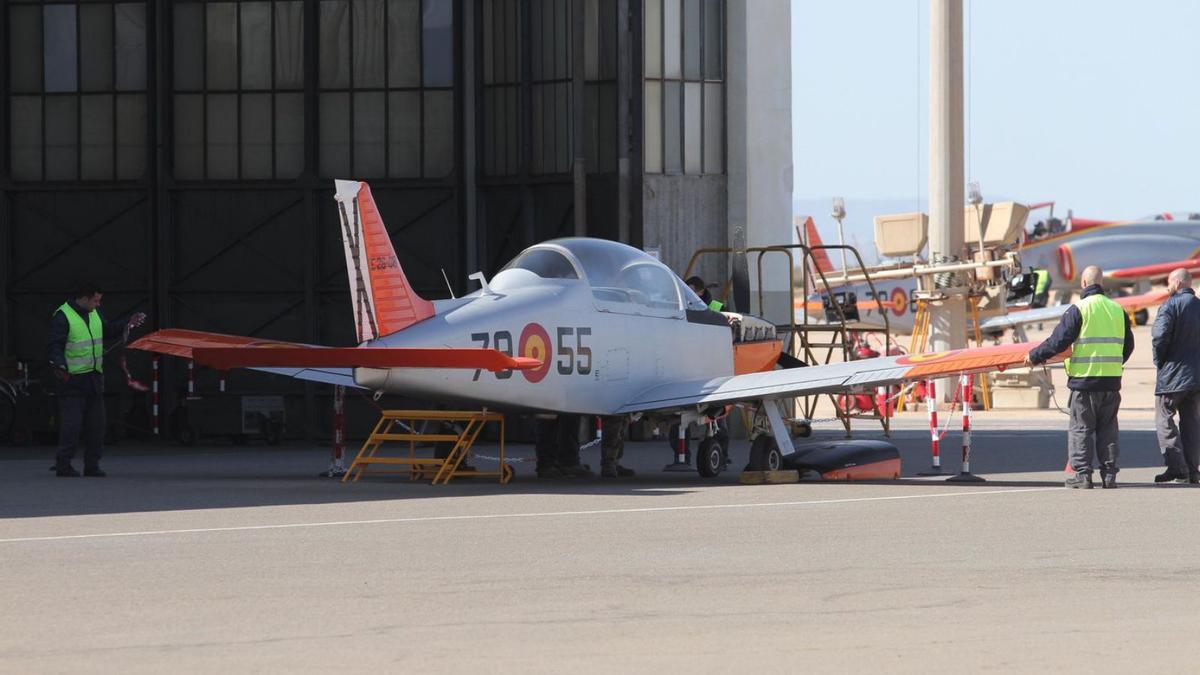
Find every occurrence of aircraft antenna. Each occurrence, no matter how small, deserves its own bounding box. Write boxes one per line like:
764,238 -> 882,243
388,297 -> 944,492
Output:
441,268 -> 456,298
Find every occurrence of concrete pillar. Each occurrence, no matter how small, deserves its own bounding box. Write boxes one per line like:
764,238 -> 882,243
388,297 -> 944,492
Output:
727,0 -> 793,323
463,0 -> 478,277
928,0 -> 967,359
572,0 -> 587,236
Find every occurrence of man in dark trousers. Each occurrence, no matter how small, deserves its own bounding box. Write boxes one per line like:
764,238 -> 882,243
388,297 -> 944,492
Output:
599,415 -> 635,478
46,284 -> 145,477
1151,268 -> 1200,484
1025,265 -> 1134,489
534,415 -> 593,479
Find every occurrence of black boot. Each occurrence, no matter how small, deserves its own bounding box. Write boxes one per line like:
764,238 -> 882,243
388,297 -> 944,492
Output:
1100,463 -> 1117,489
601,464 -> 636,478
1154,469 -> 1188,484
55,464 -> 80,478
1065,472 -> 1093,489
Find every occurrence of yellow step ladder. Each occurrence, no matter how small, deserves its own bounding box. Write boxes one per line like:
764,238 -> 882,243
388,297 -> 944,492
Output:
343,410 -> 512,485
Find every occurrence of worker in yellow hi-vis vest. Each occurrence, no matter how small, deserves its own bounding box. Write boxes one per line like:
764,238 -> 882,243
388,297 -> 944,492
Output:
46,283 -> 145,477
1025,266 -> 1134,489
686,276 -> 724,312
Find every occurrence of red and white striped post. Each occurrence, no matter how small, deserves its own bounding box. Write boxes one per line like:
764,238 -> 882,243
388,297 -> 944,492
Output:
947,373 -> 985,482
219,374 -> 226,392
321,385 -> 347,477
595,416 -> 603,445
152,357 -> 160,436
917,378 -> 946,475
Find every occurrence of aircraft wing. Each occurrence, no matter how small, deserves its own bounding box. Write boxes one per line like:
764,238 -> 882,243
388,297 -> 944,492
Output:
979,289 -> 1168,333
978,305 -> 1068,333
1109,258 -> 1200,282
615,343 -> 1064,414
129,329 -> 539,389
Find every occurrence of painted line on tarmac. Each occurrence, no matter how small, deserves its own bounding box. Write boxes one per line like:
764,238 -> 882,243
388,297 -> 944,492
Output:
0,487 -> 1062,544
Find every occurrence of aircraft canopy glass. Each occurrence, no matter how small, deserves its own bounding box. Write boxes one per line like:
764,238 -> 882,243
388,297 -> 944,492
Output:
505,248 -> 579,279
550,238 -> 684,311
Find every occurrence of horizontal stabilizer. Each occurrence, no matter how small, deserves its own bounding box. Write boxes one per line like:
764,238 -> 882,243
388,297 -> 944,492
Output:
192,347 -> 540,372
130,329 -> 541,381
129,329 -> 362,388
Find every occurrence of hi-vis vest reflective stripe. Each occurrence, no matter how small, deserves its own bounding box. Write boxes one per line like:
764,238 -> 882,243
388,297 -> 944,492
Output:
1064,294 -> 1125,378
57,303 -> 103,374
708,299 -> 724,312
1034,269 -> 1050,294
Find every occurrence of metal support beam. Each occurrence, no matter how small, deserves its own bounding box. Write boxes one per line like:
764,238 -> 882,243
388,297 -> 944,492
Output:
463,0 -> 479,279
0,0 -> 9,354
572,0 -> 587,236
616,0 -> 631,244
928,0 -> 967,368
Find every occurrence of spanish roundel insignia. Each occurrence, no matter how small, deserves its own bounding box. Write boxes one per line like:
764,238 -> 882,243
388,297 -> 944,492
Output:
890,288 -> 908,317
896,349 -> 961,365
519,323 -> 552,383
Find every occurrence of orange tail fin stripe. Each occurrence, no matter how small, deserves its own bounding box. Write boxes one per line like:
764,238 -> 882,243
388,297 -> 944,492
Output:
355,182 -> 435,337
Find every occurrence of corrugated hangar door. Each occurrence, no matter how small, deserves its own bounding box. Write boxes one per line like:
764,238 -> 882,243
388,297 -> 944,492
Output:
6,190 -> 151,376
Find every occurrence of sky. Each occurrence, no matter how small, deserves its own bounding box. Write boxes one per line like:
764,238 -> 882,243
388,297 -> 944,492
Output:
791,0 -> 1200,223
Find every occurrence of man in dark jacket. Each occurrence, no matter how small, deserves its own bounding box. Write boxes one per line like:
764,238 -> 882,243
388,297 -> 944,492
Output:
1024,266 -> 1134,489
1151,268 -> 1200,484
46,284 -> 145,477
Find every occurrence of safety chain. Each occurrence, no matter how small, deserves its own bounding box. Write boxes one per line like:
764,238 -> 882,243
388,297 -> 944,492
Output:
1042,365 -> 1071,416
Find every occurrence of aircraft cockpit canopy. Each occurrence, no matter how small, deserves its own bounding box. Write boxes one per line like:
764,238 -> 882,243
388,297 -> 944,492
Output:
505,248 -> 579,280
500,238 -> 706,313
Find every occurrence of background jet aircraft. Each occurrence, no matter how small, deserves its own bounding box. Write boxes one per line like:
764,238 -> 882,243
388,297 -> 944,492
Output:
1017,214 -> 1200,292
132,181 -> 1060,473
796,213 -> 1179,336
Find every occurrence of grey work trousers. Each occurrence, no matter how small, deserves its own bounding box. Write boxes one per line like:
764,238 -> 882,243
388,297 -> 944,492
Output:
1155,391 -> 1200,478
1067,390 -> 1121,475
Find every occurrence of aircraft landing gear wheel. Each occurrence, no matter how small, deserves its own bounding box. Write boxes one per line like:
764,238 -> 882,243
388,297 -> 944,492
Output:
697,437 -> 726,478
1134,308 -> 1149,326
747,436 -> 782,472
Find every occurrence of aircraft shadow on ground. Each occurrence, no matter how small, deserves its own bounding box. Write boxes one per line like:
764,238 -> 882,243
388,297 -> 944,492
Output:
0,428 -> 1174,519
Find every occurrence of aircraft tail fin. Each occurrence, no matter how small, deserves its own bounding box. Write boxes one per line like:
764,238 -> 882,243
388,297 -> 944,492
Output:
796,216 -> 836,275
334,180 -> 435,342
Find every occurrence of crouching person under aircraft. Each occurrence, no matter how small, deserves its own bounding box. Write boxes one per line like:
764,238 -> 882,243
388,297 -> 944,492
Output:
1024,265 -> 1134,489
535,415 -> 593,479
600,416 -> 635,478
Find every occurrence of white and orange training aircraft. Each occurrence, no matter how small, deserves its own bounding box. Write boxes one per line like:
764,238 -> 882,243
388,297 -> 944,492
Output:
130,180 -> 1065,477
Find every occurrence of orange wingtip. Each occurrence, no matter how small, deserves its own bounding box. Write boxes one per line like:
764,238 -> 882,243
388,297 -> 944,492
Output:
192,347 -> 540,372
897,342 -> 1069,379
